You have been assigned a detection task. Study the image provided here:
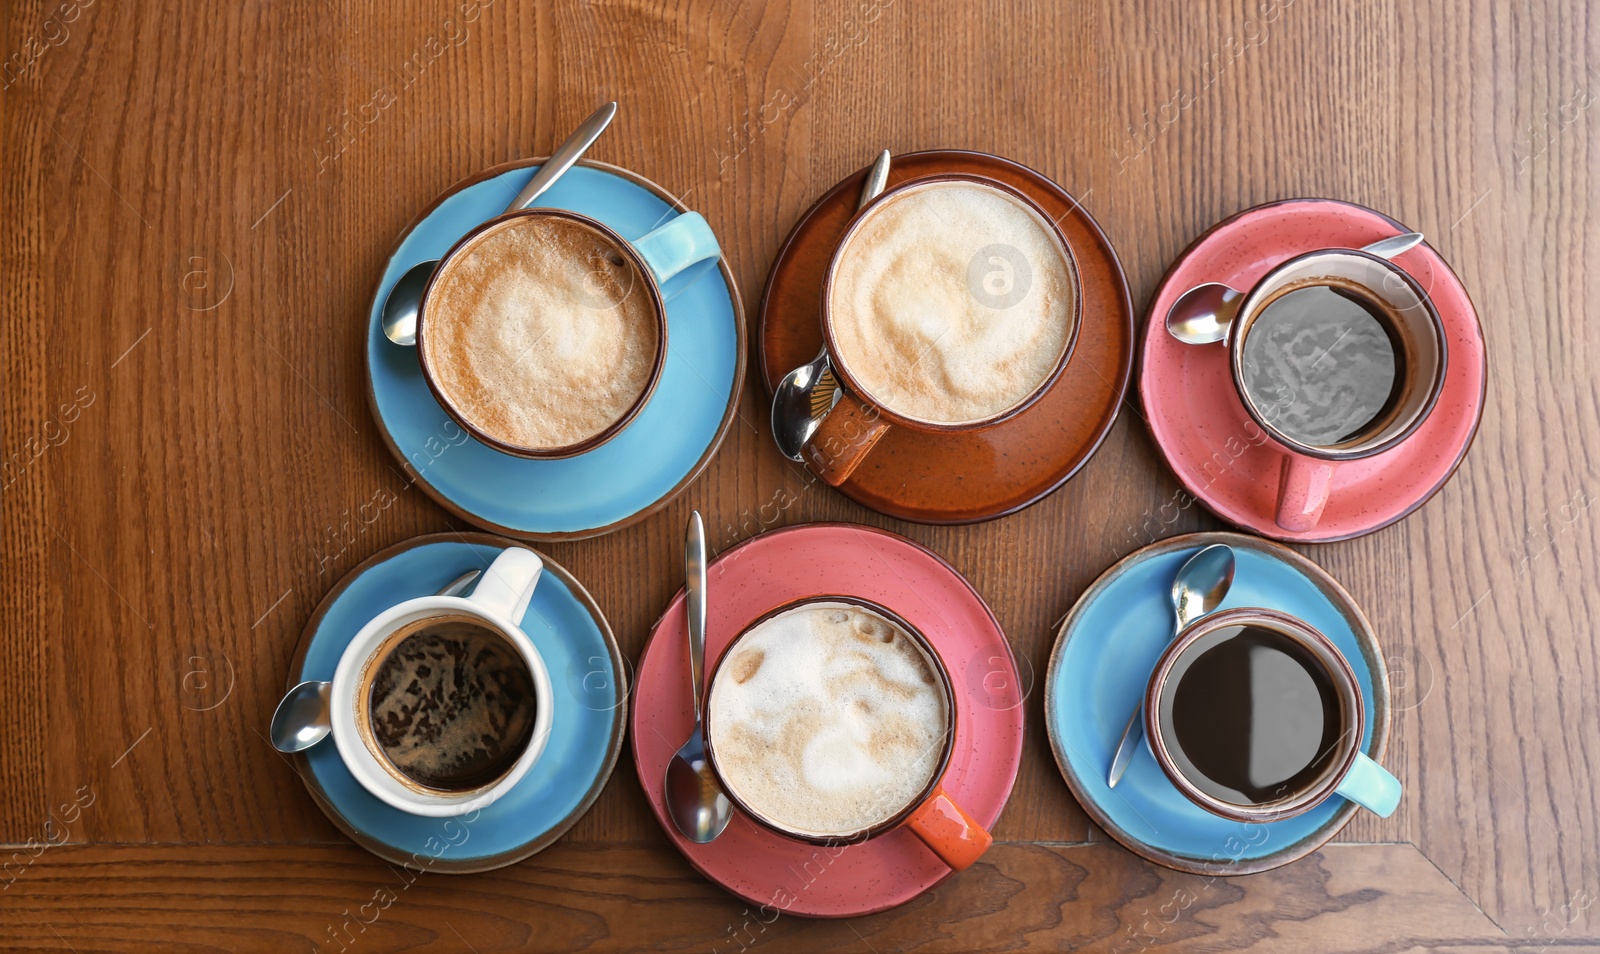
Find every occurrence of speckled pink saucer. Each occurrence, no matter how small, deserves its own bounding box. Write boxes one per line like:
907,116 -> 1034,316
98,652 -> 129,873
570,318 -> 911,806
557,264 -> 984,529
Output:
631,522 -> 1024,918
1140,199 -> 1486,543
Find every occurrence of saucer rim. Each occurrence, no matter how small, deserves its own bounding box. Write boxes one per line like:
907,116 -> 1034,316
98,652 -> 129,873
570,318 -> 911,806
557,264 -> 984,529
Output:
629,521 -> 1024,918
757,148 -> 1134,525
1043,530 -> 1392,876
363,157 -> 747,542
286,531 -> 628,873
1137,196 -> 1487,543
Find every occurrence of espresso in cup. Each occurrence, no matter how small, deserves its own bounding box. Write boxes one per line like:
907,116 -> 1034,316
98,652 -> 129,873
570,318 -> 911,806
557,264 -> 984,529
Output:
706,601 -> 949,837
1240,279 -> 1406,447
1157,619 -> 1343,806
827,178 -> 1077,425
358,613 -> 539,793
421,212 -> 661,454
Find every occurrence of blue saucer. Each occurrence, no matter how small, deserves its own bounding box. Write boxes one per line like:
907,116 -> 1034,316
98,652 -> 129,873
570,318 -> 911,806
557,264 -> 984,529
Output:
1044,532 -> 1391,874
365,159 -> 744,540
288,533 -> 626,872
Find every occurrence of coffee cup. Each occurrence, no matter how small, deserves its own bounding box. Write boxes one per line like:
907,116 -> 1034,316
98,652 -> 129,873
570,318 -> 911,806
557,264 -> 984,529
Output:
1143,607 -> 1401,822
703,597 -> 992,870
800,174 -> 1082,486
329,546 -> 554,817
417,204 -> 721,459
1224,249 -> 1447,531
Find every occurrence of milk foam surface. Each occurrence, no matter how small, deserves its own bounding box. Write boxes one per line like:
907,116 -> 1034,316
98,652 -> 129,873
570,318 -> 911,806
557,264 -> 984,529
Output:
706,602 -> 948,837
422,215 -> 658,450
828,180 -> 1076,425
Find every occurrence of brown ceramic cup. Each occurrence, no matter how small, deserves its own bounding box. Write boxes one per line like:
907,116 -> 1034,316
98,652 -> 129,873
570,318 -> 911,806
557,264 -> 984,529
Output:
801,174 -> 1082,486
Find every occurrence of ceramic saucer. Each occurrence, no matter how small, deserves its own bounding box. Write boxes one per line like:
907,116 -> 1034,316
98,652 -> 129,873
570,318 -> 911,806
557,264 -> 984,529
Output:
632,522 -> 1024,917
759,150 -> 1134,524
1045,531 -> 1391,875
1140,198 -> 1486,543
286,532 -> 626,873
366,159 -> 745,541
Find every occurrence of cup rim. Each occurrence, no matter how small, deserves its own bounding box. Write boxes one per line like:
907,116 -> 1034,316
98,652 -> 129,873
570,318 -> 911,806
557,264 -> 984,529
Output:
415,206 -> 670,460
1228,247 -> 1448,462
701,595 -> 958,844
817,173 -> 1084,433
329,594 -> 556,817
1143,606 -> 1366,823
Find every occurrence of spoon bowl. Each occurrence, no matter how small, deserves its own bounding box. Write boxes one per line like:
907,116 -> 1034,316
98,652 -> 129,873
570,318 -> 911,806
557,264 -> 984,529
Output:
1171,544 -> 1236,627
1165,282 -> 1242,345
665,729 -> 731,844
270,680 -> 333,753
770,349 -> 837,461
380,258 -> 439,347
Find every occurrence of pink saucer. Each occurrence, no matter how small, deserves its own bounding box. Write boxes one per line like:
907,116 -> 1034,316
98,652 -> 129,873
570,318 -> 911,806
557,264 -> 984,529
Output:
632,523 -> 1024,918
1140,199 -> 1486,543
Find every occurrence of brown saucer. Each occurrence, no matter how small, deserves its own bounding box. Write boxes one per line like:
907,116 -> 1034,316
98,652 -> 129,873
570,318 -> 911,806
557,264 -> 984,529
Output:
759,150 -> 1133,524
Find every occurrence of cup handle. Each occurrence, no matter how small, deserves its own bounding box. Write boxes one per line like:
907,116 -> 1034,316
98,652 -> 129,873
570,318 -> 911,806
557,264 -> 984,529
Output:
630,211 -> 721,295
904,784 -> 993,871
801,389 -> 891,486
466,547 -> 543,626
1334,752 -> 1402,817
1275,454 -> 1339,532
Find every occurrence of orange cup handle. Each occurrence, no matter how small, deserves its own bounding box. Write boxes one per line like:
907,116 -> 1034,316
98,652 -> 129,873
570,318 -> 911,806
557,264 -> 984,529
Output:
801,389 -> 891,487
904,784 -> 992,871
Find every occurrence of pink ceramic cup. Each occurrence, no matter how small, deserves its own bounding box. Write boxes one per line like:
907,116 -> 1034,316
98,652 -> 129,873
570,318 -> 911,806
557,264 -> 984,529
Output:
1226,249 -> 1447,532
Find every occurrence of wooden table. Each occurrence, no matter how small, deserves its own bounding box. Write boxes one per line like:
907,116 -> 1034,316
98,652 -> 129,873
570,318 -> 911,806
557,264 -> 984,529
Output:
3,1 -> 1596,950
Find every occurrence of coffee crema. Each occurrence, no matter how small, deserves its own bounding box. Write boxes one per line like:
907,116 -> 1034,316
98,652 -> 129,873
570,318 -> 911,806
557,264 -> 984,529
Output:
1240,281 -> 1404,447
361,615 -> 537,792
421,214 -> 659,451
706,602 -> 948,837
827,180 -> 1076,425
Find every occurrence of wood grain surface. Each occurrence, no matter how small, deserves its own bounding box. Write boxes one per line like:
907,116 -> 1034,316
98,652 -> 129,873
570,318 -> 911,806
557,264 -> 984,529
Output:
2,0 -> 1596,951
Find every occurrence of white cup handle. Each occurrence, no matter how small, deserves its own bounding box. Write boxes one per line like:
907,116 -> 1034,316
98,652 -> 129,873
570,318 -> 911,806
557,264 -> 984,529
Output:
466,547 -> 543,625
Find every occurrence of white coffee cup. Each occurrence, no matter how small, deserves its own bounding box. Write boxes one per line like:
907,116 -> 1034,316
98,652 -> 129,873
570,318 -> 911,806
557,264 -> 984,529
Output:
329,546 -> 554,817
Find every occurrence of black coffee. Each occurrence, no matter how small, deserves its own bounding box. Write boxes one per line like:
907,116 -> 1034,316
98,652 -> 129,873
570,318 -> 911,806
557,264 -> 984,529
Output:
366,616 -> 537,791
1240,283 -> 1404,446
1159,624 -> 1343,806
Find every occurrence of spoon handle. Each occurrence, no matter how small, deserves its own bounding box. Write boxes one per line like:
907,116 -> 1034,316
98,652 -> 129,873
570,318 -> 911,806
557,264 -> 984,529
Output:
438,569 -> 481,598
1107,608 -> 1183,788
1106,704 -> 1144,789
1362,231 -> 1424,260
685,511 -> 708,724
859,149 -> 891,209
505,101 -> 618,213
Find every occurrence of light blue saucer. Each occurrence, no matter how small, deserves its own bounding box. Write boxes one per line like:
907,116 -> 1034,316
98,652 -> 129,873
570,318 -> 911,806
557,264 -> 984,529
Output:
365,159 -> 744,540
1044,532 -> 1391,874
289,533 -> 625,872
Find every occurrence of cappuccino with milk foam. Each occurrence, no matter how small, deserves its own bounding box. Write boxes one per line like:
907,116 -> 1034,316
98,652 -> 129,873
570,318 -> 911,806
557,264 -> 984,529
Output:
706,602 -> 949,837
422,214 -> 659,451
827,179 -> 1076,425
